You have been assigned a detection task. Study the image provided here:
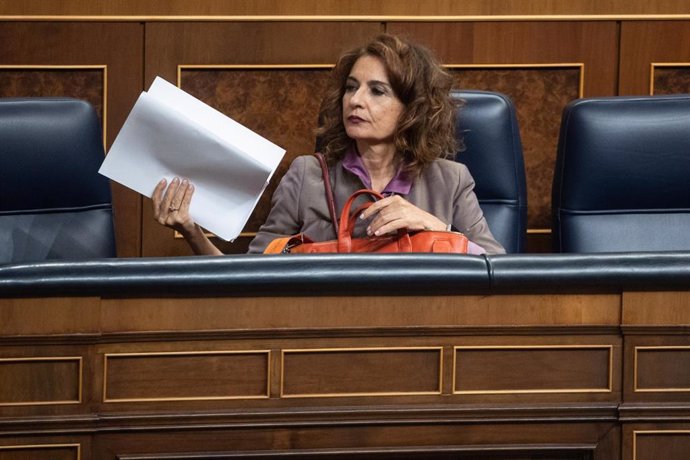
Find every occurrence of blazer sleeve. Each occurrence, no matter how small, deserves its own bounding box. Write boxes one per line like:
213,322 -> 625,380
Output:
452,163 -> 506,255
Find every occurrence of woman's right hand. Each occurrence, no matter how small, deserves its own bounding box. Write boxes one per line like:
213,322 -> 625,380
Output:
151,177 -> 197,237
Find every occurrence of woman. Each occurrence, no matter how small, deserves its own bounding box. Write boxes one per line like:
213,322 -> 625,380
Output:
153,34 -> 505,255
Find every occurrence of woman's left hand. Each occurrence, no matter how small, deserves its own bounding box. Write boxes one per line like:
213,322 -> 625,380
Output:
359,195 -> 448,236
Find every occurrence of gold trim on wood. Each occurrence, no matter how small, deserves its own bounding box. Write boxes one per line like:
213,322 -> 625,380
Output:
445,62 -> 585,100
633,430 -> 690,460
280,346 -> 444,398
0,443 -> 81,459
452,345 -> 613,395
0,356 -> 82,407
0,64 -> 108,145
4,14 -> 690,22
634,345 -> 690,392
103,350 -> 271,403
649,62 -> 690,95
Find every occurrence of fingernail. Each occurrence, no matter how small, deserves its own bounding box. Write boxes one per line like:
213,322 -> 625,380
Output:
366,227 -> 372,236
172,177 -> 179,183
159,178 -> 166,184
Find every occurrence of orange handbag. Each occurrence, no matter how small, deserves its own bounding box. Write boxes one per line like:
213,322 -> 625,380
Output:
264,188 -> 470,254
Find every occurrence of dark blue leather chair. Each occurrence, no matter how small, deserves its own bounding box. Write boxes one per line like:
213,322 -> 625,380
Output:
552,94 -> 690,252
0,98 -> 116,263
453,90 -> 528,253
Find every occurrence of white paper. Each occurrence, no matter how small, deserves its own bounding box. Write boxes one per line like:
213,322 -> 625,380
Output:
99,77 -> 286,241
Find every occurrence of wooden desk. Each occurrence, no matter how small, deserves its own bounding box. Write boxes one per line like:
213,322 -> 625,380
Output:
1,254 -> 689,459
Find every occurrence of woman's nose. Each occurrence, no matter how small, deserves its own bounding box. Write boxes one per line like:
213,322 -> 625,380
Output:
349,87 -> 364,107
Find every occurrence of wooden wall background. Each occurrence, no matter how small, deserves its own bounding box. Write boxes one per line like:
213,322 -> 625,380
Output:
1,2 -> 690,256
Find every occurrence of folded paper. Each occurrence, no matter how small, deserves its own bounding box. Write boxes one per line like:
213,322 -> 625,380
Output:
99,76 -> 285,241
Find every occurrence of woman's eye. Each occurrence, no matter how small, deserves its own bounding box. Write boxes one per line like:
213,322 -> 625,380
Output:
371,86 -> 386,96
344,83 -> 357,92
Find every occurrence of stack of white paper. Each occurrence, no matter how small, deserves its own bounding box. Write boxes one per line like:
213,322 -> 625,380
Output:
99,76 -> 286,241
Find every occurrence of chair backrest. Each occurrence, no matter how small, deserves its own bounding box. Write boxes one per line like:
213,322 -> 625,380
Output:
552,94 -> 690,253
0,98 -> 116,263
452,90 -> 528,253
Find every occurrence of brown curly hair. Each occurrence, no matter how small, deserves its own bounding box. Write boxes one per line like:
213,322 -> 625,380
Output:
316,33 -> 460,175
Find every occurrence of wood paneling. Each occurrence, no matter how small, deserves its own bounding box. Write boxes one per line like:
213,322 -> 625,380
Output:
103,351 -> 269,402
141,21 -> 380,256
281,348 -> 442,397
0,297 -> 100,336
2,0 -> 690,17
100,294 -> 620,333
0,22 -> 144,257
623,291 -> 690,326
453,346 -> 611,394
0,444 -> 79,460
635,347 -> 690,392
620,21 -> 690,95
652,65 -> 690,94
0,358 -> 81,406
633,431 -> 690,460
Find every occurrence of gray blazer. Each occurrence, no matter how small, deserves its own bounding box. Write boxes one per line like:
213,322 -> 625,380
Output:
248,155 -> 505,254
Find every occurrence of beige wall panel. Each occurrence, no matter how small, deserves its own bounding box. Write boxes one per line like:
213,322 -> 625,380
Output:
281,348 -> 442,397
620,21 -> 690,95
3,0 -> 690,17
142,22 -> 380,256
0,22 -> 144,257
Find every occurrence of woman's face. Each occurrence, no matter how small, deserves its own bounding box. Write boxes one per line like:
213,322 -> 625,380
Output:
342,55 -> 404,150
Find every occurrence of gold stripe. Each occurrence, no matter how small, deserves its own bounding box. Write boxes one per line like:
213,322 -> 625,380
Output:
633,430 -> 690,460
0,443 -> 81,459
5,14 -> 690,22
446,62 -> 585,99
650,62 -> 690,95
103,350 -> 271,403
452,345 -> 613,395
634,345 -> 690,392
280,346 -> 443,398
0,64 -> 108,147
0,356 -> 82,407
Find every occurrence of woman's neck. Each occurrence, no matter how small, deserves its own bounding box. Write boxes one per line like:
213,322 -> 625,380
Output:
356,142 -> 400,192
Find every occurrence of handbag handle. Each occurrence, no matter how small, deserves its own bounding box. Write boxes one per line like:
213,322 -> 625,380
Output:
336,189 -> 413,252
315,153 -> 339,234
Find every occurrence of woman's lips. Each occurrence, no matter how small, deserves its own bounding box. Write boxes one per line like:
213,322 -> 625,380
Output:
347,115 -> 365,123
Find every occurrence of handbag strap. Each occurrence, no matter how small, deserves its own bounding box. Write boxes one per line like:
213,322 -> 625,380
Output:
315,152 -> 339,234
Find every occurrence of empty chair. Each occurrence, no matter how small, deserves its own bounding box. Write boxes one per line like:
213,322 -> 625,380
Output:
552,94 -> 690,253
453,90 -> 528,253
0,98 -> 116,263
